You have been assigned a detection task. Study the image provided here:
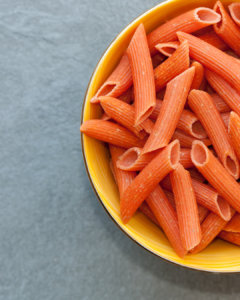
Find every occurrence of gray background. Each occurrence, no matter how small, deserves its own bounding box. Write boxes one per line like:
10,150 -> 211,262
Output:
1,0 -> 240,299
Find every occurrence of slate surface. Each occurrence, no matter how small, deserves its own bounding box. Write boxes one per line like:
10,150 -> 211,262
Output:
1,0 -> 240,299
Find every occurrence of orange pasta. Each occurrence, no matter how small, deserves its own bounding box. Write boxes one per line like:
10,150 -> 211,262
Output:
149,99 -> 207,139
190,209 -> 235,254
146,185 -> 187,258
188,168 -> 206,183
147,8 -> 221,56
127,24 -> 156,126
120,140 -> 180,224
170,164 -> 201,250
139,202 -> 160,227
218,231 -> 240,246
198,31 -> 230,51
156,88 -> 166,100
117,148 -> 193,171
221,112 -> 230,128
223,213 -> 240,233
100,96 -> 154,138
91,53 -> 132,104
154,40 -> 190,92
210,93 -> 231,113
190,61 -> 204,90
151,53 -> 165,69
117,86 -> 133,104
188,90 -> 239,179
142,67 -> 195,154
229,3 -> 240,27
205,68 -> 240,116
80,120 -> 146,149
101,112 -> 111,121
228,112 -> 240,161
177,32 -> 240,93
191,141 -> 240,213
155,41 -> 180,57
213,1 -> 240,57
193,26 -> 214,36
171,129 -> 211,149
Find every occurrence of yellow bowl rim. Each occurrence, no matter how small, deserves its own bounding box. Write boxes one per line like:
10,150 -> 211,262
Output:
80,0 -> 240,274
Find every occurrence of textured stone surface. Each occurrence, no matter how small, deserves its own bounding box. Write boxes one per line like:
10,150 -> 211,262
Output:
1,0 -> 240,299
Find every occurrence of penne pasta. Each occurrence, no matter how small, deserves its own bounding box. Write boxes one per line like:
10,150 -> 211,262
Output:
218,231 -> 240,246
228,112 -> 240,161
188,90 -> 239,179
213,1 -> 240,57
147,8 -> 221,56
146,185 -> 187,258
191,141 -> 240,213
221,112 -> 230,128
151,53 -> 165,69
170,164 -> 202,250
120,140 -> 180,224
154,40 -> 190,92
188,168 -> 206,183
91,53 -> 132,104
139,201 -> 161,227
142,67 -> 195,154
177,31 -> 240,93
198,31 -> 229,51
223,213 -> 240,233
80,120 -> 147,149
229,3 -> 240,27
210,93 -> 231,113
171,129 -> 211,149
190,61 -> 204,90
127,23 -> 156,126
155,41 -> 180,57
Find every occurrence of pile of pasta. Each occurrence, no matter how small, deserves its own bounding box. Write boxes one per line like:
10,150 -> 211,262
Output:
81,1 -> 240,258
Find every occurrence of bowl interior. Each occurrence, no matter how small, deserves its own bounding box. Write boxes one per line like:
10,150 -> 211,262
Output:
81,0 -> 240,272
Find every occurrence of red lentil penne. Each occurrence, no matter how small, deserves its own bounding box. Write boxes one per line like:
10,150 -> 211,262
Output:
223,213 -> 240,233
151,53 -> 165,69
120,140 -> 180,224
177,31 -> 240,93
139,201 -> 161,227
80,120 -> 146,149
170,164 -> 202,250
154,40 -> 190,92
188,168 -> 206,183
188,90 -> 239,179
198,31 -> 230,51
193,26 -> 214,36
218,231 -> 240,246
190,61 -> 204,90
127,23 -> 156,126
191,141 -> 240,213
116,148 -> 193,171
229,3 -> 240,27
221,112 -> 230,128
213,1 -> 240,57
146,185 -> 187,258
228,112 -> 240,161
155,41 -> 180,57
210,93 -> 231,113
205,68 -> 240,116
142,67 -> 195,154
171,129 -> 211,149
190,209 -> 235,254
147,8 -> 221,56
100,112 -> 111,121
156,88 -> 166,100
149,99 -> 207,139
117,86 -> 133,104
91,53 -> 132,104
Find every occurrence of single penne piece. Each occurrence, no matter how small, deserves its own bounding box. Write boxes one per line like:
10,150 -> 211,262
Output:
213,1 -> 240,57
99,96 -> 154,138
191,141 -> 240,213
117,86 -> 134,104
198,31 -> 230,51
117,148 -> 193,171
177,32 -> 240,93
80,120 -> 146,149
171,129 -> 211,149
188,90 -> 239,179
193,26 -> 214,36
142,67 -> 195,154
127,24 -> 156,126
146,185 -> 187,258
149,99 -> 207,139
205,68 -> 240,116
155,41 -> 180,57
170,164 -> 202,250
221,112 -> 230,128
188,168 -> 206,183
223,213 -> 240,233
190,61 -> 204,90
154,40 -> 190,92
151,53 -> 165,69
210,93 -> 231,113
199,76 -> 207,91
228,112 -> 240,161
229,3 -> 240,27
120,140 -> 180,224
147,7 -> 221,56
218,231 -> 240,246
190,209 -> 235,254
91,53 -> 132,104
139,201 -> 160,227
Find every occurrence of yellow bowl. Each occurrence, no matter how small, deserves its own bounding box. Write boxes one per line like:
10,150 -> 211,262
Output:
81,0 -> 240,273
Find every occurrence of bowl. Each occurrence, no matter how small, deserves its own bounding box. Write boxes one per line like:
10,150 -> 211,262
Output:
81,0 -> 240,273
